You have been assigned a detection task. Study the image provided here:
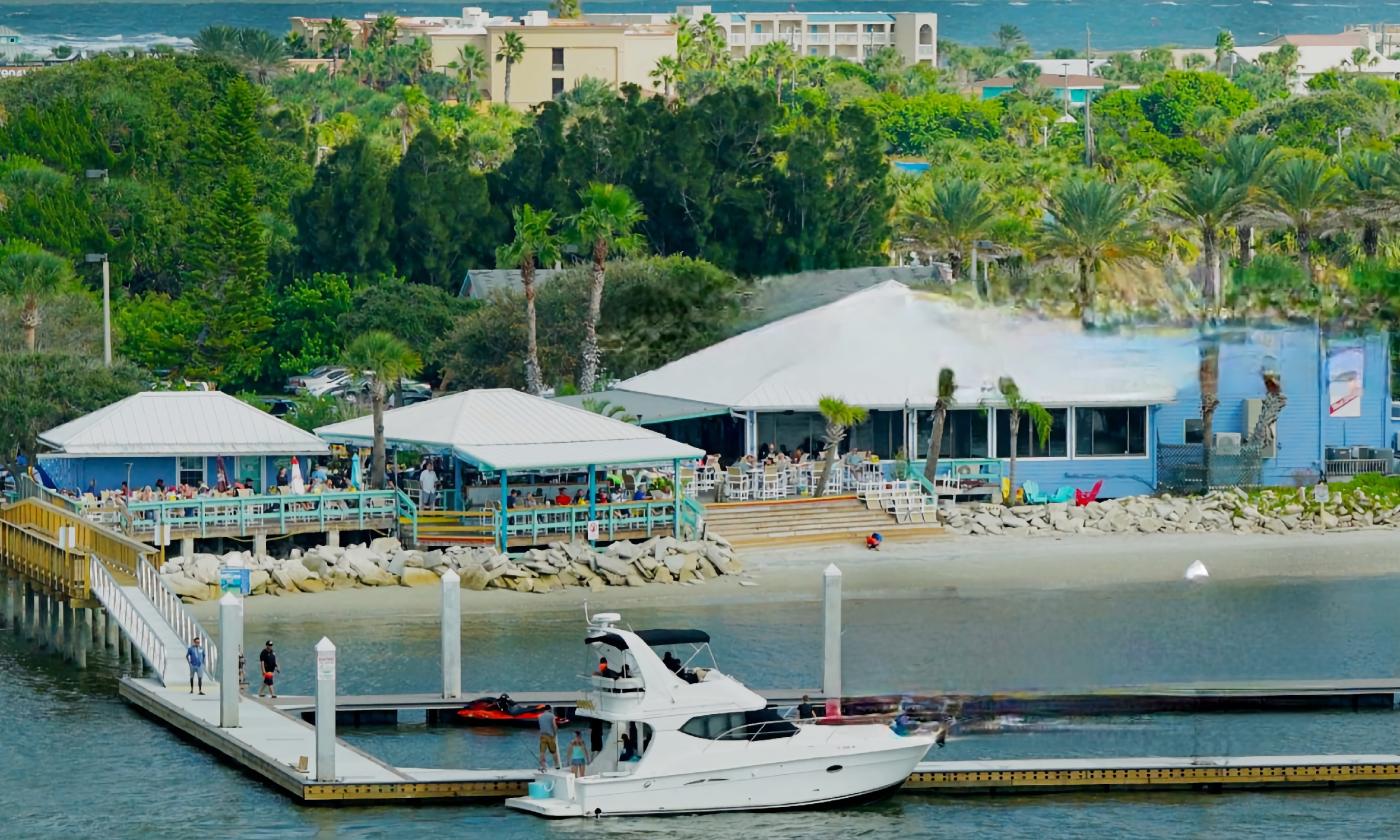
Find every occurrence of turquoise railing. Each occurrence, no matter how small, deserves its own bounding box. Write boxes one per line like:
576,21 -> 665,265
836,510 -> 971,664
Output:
122,490 -> 398,538
395,489 -> 419,546
503,499 -> 678,542
678,494 -> 706,539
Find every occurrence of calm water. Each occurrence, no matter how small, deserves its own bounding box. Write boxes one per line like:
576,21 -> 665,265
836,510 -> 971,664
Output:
2,0 -> 1396,54
7,571 -> 1400,837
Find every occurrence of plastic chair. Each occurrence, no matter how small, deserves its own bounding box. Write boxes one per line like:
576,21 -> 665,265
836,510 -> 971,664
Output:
1075,480 -> 1104,506
1048,486 -> 1076,504
1022,480 -> 1047,504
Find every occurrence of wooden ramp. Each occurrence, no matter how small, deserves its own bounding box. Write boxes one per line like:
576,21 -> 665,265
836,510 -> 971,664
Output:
702,496 -> 943,548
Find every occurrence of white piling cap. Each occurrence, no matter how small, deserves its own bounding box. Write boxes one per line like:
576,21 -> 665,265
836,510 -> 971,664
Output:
824,563 -> 842,577
218,592 -> 241,607
441,568 -> 460,584
315,636 -> 336,652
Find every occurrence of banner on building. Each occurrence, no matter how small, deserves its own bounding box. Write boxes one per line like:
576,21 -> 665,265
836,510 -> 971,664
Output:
1327,344 -> 1364,417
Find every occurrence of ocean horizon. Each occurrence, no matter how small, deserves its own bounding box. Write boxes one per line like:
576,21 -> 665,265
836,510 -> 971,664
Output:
1,0 -> 1395,54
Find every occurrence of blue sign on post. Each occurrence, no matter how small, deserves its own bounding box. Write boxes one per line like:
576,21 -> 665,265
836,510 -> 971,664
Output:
219,566 -> 251,596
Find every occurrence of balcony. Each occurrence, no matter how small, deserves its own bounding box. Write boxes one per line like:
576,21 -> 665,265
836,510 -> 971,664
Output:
728,32 -> 747,45
917,44 -> 935,57
834,33 -> 859,44
751,32 -> 773,45
808,33 -> 830,44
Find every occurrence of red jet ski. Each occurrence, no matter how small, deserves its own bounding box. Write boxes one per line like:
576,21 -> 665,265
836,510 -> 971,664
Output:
455,694 -> 556,726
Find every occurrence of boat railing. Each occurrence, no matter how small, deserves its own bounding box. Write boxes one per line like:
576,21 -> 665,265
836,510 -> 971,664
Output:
586,674 -> 646,694
700,718 -> 825,748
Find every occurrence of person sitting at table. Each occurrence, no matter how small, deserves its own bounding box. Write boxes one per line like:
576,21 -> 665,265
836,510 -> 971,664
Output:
573,489 -> 587,506
632,487 -> 648,501
554,489 -> 572,506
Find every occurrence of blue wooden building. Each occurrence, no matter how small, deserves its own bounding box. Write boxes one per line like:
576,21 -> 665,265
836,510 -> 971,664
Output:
37,391 -> 329,494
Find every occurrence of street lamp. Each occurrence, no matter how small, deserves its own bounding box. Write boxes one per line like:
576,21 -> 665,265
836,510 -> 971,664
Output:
85,253 -> 111,367
84,168 -> 111,367
1336,125 -> 1353,156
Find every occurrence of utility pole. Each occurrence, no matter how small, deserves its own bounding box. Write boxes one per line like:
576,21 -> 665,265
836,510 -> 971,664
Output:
84,168 -> 112,367
1084,26 -> 1095,167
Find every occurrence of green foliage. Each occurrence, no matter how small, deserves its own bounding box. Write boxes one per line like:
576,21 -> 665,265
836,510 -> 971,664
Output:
293,136 -> 397,276
391,129 -> 496,288
0,352 -> 144,460
860,91 -> 1003,155
1227,253 -> 1315,312
1235,90 -> 1369,151
268,272 -> 354,380
337,278 -> 476,382
1137,71 -> 1256,136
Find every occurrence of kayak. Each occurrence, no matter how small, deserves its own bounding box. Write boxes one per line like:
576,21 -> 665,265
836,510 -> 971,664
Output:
455,696 -> 556,726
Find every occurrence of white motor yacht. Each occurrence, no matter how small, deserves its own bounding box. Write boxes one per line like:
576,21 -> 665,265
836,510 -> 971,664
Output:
505,612 -> 933,818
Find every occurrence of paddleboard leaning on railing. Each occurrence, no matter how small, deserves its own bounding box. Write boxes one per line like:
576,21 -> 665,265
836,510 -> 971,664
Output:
89,555 -> 168,681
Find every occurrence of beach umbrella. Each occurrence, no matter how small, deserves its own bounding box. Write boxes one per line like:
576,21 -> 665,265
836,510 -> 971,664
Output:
351,451 -> 363,490
34,463 -> 56,490
289,456 -> 306,495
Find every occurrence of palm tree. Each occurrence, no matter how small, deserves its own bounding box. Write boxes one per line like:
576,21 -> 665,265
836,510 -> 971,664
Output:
1040,176 -> 1150,327
323,16 -> 353,72
650,54 -> 683,99
390,85 -> 430,155
496,32 -> 526,105
816,396 -> 869,496
569,183 -> 646,392
1221,134 -> 1279,267
1258,155 -> 1344,282
581,398 -> 637,423
239,28 -> 290,84
995,24 -> 1027,53
1343,149 -> 1396,259
1008,61 -> 1042,96
1162,167 -> 1248,312
996,376 -> 1052,505
496,204 -> 562,396
902,177 -> 999,294
448,44 -> 487,102
922,368 -> 956,485
368,14 -> 399,51
1198,338 -> 1220,490
695,12 -> 726,70
553,0 -> 583,18
1214,29 -> 1235,74
343,331 -> 422,490
0,242 -> 75,351
755,41 -> 794,104
408,36 -> 434,81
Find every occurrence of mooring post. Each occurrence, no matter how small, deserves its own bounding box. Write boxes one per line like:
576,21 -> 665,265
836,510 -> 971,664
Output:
52,597 -> 64,655
2,573 -> 13,630
105,607 -> 118,650
441,569 -> 461,700
180,537 -> 195,560
253,532 -> 268,560
314,637 -> 336,782
219,593 -> 242,727
326,529 -> 340,549
73,607 -> 89,669
823,564 -> 843,716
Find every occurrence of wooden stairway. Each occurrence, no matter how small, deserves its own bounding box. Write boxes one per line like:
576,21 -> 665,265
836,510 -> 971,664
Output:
700,495 -> 943,549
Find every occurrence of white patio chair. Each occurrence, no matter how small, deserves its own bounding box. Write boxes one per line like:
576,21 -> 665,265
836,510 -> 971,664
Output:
724,468 -> 750,502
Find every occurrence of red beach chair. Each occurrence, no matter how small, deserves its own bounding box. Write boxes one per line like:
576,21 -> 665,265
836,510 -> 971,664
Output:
1075,480 -> 1103,507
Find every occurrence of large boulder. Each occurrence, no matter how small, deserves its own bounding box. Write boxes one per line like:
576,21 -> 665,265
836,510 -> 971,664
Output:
188,554 -> 221,586
295,576 -> 326,593
400,567 -> 440,587
370,536 -> 402,556
166,571 -> 212,601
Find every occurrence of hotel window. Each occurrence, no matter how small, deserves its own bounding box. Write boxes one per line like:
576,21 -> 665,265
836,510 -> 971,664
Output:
994,408 -> 1069,459
552,77 -> 565,96
915,409 -> 989,460
1074,407 -> 1147,457
177,456 -> 205,487
551,47 -> 564,71
754,22 -> 763,33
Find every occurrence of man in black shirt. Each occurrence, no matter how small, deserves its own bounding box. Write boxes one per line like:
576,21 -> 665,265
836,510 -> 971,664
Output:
797,694 -> 817,720
258,640 -> 279,698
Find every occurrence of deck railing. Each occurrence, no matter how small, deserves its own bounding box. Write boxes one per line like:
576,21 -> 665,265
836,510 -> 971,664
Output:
90,555 -> 168,681
1325,459 -> 1392,478
120,490 -> 398,539
0,518 -> 91,601
3,497 -> 155,576
678,495 -> 706,539
504,499 -> 678,542
137,556 -> 218,678
396,489 -> 419,545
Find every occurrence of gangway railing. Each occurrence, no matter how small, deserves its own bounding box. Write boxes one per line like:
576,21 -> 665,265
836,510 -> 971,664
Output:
3,497 -> 156,577
0,518 -> 91,601
90,555 -> 168,682
137,557 -> 218,679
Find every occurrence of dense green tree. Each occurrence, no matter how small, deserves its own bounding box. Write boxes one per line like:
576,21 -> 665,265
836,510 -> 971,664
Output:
0,353 -> 144,462
293,136 -> 397,276
1041,176 -> 1151,326
268,272 -> 353,381
338,278 -> 475,385
391,129 -> 495,288
114,292 -> 200,372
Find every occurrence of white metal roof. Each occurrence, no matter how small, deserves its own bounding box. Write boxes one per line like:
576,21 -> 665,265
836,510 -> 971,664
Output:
619,281 -> 1197,410
39,391 -> 329,456
315,388 -> 703,471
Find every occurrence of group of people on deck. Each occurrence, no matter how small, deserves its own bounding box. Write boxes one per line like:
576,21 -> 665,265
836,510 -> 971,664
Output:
504,479 -> 671,509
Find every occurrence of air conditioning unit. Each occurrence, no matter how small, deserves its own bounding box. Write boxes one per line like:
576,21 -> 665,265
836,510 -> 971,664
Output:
1242,398 -> 1277,458
1214,432 -> 1242,455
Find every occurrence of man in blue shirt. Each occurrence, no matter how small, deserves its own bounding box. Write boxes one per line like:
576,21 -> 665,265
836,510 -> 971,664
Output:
186,637 -> 206,695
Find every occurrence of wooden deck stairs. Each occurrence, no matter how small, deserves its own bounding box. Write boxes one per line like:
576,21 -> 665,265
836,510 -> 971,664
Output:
700,495 -> 943,549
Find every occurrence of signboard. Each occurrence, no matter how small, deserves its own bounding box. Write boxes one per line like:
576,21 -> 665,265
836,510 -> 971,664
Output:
316,647 -> 336,680
219,566 -> 251,596
586,520 -> 600,541
1327,344 -> 1364,418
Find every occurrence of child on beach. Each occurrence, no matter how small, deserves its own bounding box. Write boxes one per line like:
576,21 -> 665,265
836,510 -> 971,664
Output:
866,532 -> 882,551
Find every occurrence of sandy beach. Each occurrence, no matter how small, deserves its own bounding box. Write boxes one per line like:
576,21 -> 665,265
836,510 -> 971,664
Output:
189,530 -> 1400,623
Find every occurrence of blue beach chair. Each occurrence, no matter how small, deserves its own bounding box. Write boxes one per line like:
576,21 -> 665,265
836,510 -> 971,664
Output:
1022,480 -> 1048,504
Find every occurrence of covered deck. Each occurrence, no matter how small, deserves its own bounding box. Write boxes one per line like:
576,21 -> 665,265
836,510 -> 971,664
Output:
317,389 -> 704,549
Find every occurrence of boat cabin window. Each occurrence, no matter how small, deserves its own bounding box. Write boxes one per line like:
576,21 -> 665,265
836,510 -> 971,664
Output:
680,708 -> 798,741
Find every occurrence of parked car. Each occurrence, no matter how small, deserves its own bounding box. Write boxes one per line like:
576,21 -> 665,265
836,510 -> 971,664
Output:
304,367 -> 355,397
260,397 -> 298,417
286,365 -> 341,393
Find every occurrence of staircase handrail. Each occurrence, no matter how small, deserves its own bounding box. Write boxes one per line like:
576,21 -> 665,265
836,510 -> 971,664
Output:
396,489 -> 419,546
90,555 -> 169,683
137,556 -> 218,679
2,497 -> 156,576
679,494 -> 706,539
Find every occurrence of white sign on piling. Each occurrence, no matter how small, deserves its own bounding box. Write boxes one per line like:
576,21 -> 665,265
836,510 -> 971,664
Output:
586,520 -> 600,541
441,569 -> 461,699
823,564 -> 843,716
218,593 -> 242,728
314,637 -> 336,782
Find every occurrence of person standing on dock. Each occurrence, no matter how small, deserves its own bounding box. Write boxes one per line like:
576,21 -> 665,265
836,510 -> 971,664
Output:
258,640 -> 279,698
538,706 -> 560,771
186,637 -> 206,695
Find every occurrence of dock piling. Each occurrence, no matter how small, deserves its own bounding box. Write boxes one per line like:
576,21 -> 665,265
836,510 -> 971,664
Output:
823,564 -> 842,715
105,607 -> 119,650
314,637 -> 336,782
2,573 -> 13,630
441,569 -> 461,700
219,593 -> 242,727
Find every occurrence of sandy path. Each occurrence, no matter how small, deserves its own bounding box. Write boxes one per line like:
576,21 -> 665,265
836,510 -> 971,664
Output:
188,530 -> 1400,624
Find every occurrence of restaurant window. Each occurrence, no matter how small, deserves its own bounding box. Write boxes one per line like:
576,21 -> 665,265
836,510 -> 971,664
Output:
915,409 -> 989,459
551,47 -> 564,71
177,456 -> 205,487
1075,407 -> 1147,457
994,408 -> 1069,458
551,77 -> 565,96
1183,418 -> 1204,445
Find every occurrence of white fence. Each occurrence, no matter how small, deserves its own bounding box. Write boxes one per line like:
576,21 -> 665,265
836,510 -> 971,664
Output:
137,557 -> 218,678
89,556 -> 169,682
